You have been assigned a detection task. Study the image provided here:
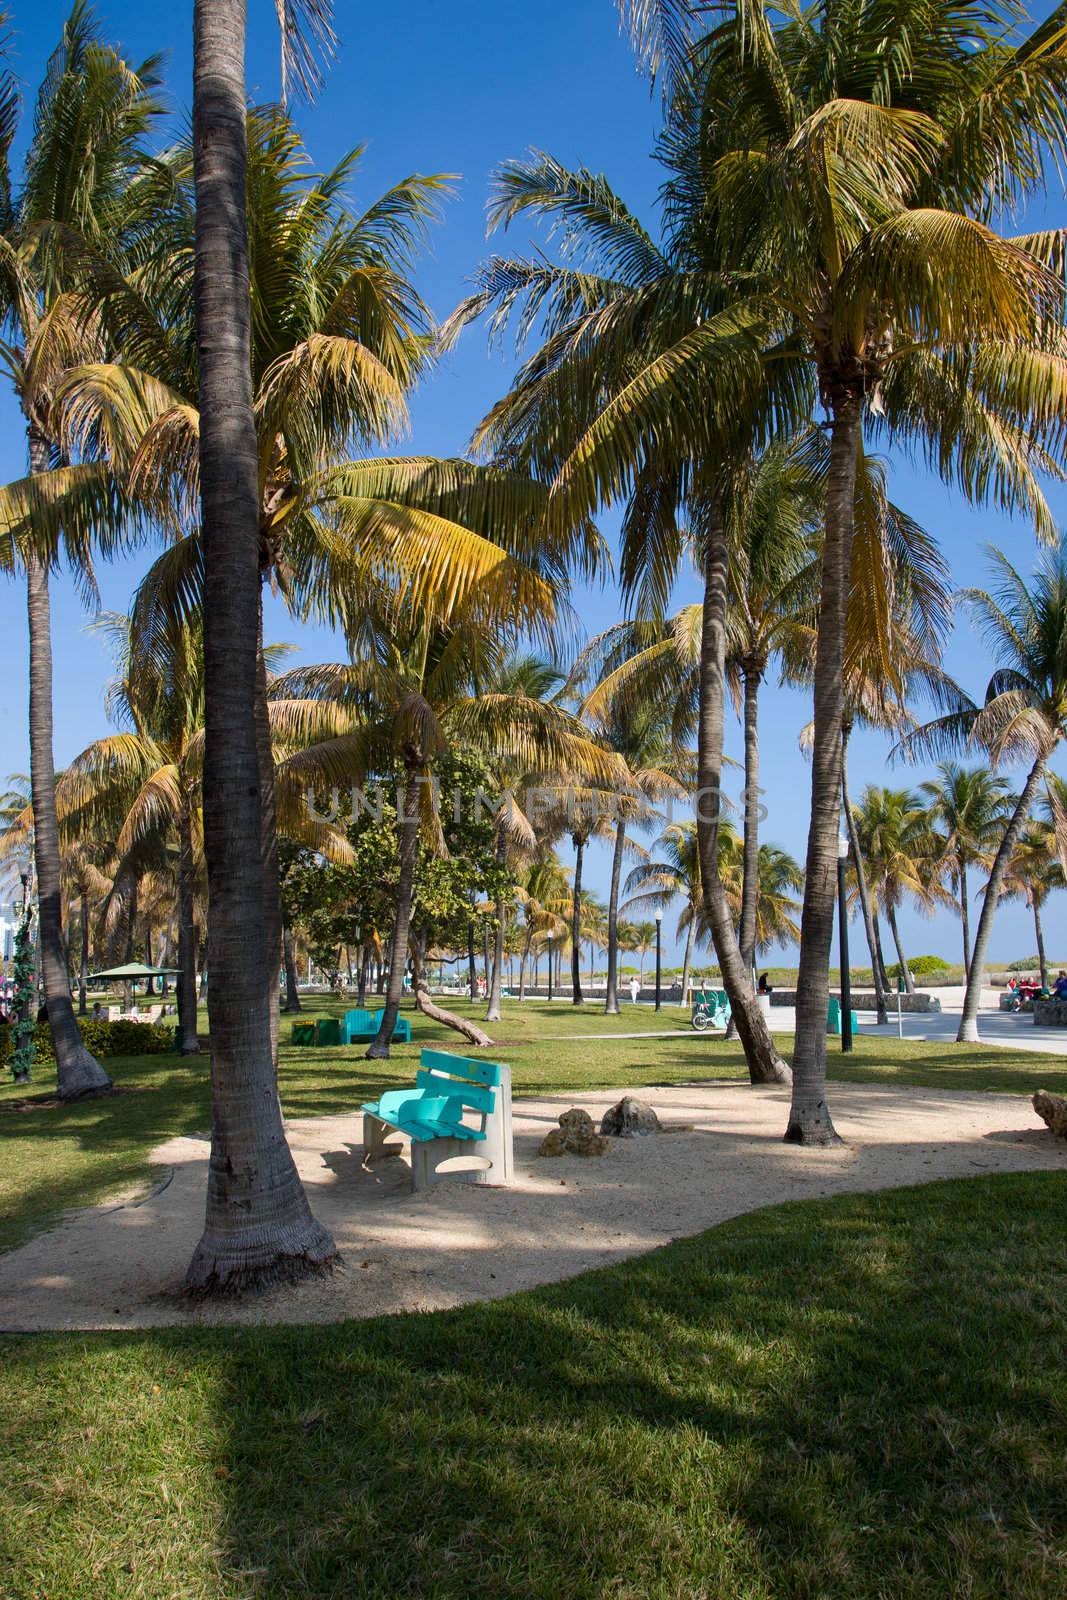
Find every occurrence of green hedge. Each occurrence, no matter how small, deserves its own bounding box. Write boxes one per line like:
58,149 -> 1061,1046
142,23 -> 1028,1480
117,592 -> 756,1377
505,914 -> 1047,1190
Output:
0,1017 -> 173,1067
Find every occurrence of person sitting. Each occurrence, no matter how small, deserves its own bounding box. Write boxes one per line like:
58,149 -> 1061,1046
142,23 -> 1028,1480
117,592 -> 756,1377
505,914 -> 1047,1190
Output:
92,1001 -> 104,1020
1053,971 -> 1067,999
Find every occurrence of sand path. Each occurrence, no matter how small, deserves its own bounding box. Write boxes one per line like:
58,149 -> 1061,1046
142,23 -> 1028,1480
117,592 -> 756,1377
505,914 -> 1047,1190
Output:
1,1079 -> 1063,1331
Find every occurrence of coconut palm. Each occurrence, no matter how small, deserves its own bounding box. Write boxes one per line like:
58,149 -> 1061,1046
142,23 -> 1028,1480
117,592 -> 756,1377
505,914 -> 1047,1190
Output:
630,920 -> 658,988
624,821 -> 706,1011
274,607 -> 620,1054
0,8 -> 166,1099
850,787 -> 947,992
465,0 -> 1067,1134
60,843 -> 111,1015
920,763 -> 1015,972
998,823 -> 1064,991
906,540 -> 1067,1041
516,855 -> 571,999
573,688 -> 688,1013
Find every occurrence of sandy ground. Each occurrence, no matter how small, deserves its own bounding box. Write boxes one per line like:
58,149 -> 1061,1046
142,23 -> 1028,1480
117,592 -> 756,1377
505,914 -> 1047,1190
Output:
1,1079 -> 1064,1332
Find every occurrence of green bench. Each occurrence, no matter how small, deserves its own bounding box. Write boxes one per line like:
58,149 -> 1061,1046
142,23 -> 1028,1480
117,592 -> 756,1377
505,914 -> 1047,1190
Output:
343,1007 -> 411,1044
362,1047 -> 514,1191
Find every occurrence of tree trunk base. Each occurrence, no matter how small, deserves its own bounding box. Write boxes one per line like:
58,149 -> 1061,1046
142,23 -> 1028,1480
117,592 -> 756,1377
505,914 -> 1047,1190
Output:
185,1221 -> 337,1297
364,1039 -> 391,1060
750,1055 -> 793,1086
56,1046 -> 113,1101
783,1105 -> 841,1145
180,1038 -> 202,1056
956,1019 -> 980,1044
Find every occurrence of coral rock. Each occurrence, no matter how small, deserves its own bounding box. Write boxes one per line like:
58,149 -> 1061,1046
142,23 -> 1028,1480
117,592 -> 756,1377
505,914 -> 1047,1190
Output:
600,1096 -> 661,1139
1033,1089 -> 1067,1138
538,1108 -> 609,1157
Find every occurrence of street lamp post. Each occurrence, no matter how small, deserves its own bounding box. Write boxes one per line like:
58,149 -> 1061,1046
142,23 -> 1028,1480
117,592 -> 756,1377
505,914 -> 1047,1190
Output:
837,832 -> 853,1053
654,911 -> 662,1012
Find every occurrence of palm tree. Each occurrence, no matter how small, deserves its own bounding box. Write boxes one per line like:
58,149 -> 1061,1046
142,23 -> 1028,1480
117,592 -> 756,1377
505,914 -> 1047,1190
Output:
276,612 -> 619,1054
516,855 -> 570,999
60,843 -> 111,1015
468,0 -> 1067,1134
631,920 -> 658,989
574,689 -> 687,1014
907,541 -> 1067,1042
0,9 -> 164,1099
920,763 -> 1014,972
998,823 -> 1064,991
850,787 -> 946,993
624,821 -> 706,1012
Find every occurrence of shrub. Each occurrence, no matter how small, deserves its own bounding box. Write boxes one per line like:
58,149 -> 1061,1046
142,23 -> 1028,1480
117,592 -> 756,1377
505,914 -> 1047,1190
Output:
887,955 -> 950,979
0,1017 -> 173,1068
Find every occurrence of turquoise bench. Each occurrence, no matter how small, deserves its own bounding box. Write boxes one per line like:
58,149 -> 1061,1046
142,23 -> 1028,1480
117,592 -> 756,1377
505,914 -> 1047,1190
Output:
362,1047 -> 514,1190
343,1007 -> 411,1044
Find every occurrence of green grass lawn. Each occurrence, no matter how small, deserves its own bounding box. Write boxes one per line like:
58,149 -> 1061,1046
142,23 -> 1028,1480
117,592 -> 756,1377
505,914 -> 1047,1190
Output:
2,995 -> 1066,1256
1,1170 -> 1065,1598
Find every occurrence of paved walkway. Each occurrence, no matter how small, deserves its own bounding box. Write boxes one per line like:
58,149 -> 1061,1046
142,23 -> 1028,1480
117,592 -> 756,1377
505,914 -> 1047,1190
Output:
576,989 -> 1067,1056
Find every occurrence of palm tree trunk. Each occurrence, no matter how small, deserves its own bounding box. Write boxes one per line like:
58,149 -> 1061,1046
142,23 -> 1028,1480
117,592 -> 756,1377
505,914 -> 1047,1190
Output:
254,621 -> 283,1061
25,478 -> 110,1098
959,861 -> 972,974
186,0 -> 334,1292
485,837 -> 507,1022
693,498 -> 791,1086
78,892 -> 90,1016
282,927 -> 301,1012
1034,899 -> 1048,991
738,667 -> 762,975
177,796 -> 201,1054
368,769 -> 420,1058
886,905 -> 913,992
678,916 -> 695,1010
958,756 -> 1047,1043
871,914 -> 891,1002
790,379 -> 864,1142
570,836 -> 584,1005
518,925 -> 533,1000
604,818 -> 627,1015
841,731 -> 886,1024
124,877 -> 137,1014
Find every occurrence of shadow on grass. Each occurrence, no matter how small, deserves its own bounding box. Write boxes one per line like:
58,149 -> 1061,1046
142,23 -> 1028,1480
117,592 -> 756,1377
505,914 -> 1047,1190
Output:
2,1172 -> 1065,1597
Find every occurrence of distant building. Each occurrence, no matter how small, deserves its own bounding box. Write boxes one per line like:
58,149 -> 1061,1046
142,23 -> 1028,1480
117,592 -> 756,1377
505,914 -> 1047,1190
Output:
0,862 -> 28,966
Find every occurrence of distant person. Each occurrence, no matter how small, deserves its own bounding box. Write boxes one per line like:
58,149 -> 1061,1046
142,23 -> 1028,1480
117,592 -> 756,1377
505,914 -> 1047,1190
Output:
36,1001 -> 48,1023
629,976 -> 641,1005
92,1001 -> 103,1020
757,973 -> 771,995
1054,971 -> 1067,999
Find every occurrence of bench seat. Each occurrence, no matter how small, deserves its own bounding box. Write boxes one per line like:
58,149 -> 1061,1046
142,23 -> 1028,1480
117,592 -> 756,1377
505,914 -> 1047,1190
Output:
362,1048 -> 512,1189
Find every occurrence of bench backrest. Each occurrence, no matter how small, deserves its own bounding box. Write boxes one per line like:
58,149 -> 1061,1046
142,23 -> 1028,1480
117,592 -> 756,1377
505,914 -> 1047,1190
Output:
418,1048 -> 504,1115
345,1008 -> 377,1030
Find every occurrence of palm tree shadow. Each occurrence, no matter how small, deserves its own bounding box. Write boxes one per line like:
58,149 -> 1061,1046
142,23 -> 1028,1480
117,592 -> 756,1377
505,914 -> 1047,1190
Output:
181,1170 -> 1067,1596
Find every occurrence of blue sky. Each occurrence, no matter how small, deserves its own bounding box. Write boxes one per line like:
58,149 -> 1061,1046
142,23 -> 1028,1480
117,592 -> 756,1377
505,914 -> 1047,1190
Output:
0,0 -> 1064,970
